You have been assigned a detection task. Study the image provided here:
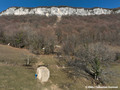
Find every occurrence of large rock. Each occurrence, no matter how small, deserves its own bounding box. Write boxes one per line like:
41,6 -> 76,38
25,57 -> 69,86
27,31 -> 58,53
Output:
36,66 -> 50,82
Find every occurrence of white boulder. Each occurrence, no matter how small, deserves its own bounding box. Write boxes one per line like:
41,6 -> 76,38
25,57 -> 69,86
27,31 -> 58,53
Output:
36,66 -> 50,83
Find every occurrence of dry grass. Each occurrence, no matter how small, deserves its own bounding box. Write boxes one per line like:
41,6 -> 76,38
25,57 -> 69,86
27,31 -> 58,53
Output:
0,44 -> 35,65
0,44 -> 120,90
0,63 -> 38,90
0,45 -> 51,90
0,44 -> 92,90
36,55 -> 92,89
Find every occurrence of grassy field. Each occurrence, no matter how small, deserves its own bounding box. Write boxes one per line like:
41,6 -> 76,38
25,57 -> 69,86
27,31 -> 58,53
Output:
0,44 -> 120,90
0,63 -> 37,90
36,55 -> 93,90
0,44 -> 92,90
0,45 -> 52,90
107,63 -> 120,87
0,44 -> 34,65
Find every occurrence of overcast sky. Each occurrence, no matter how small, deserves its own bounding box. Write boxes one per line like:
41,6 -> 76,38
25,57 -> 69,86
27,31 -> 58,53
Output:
0,0 -> 120,12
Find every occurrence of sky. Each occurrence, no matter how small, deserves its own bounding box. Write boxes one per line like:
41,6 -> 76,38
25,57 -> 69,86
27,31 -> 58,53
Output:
0,0 -> 120,12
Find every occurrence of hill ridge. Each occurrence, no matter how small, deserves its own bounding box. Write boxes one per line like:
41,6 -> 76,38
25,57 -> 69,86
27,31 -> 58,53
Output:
0,6 -> 120,16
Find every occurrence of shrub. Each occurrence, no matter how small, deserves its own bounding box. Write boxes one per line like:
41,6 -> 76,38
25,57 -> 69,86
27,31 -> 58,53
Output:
63,43 -> 116,82
23,55 -> 37,66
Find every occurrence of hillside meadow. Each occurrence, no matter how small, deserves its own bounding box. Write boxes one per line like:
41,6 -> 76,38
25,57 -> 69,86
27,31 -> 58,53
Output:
0,14 -> 120,89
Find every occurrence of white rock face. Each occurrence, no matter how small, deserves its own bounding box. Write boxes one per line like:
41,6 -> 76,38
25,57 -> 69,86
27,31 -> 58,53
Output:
36,66 -> 50,83
115,10 -> 120,14
0,7 -> 120,16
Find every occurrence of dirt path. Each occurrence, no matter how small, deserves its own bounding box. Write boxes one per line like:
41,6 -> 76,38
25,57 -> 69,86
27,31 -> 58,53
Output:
53,16 -> 62,28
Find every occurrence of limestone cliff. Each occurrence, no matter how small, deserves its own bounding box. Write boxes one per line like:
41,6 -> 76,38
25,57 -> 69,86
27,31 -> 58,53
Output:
0,6 -> 120,16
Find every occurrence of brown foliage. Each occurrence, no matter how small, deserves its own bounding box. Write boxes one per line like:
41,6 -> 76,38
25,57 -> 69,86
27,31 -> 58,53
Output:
0,14 -> 120,55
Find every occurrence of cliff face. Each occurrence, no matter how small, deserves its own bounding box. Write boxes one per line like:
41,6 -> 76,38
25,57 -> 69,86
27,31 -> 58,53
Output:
0,6 -> 120,16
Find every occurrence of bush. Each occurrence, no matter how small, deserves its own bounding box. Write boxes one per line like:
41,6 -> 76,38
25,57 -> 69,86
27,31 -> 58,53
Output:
23,55 -> 37,66
62,43 -> 116,82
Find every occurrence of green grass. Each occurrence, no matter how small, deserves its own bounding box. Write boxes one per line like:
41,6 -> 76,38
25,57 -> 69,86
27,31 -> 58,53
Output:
37,55 -> 92,90
0,63 -> 53,90
108,63 -> 120,87
0,45 -> 51,90
0,63 -> 38,90
0,44 -> 120,90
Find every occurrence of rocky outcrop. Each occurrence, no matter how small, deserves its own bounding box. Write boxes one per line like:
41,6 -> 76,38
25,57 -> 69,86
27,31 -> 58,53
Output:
0,6 -> 120,16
